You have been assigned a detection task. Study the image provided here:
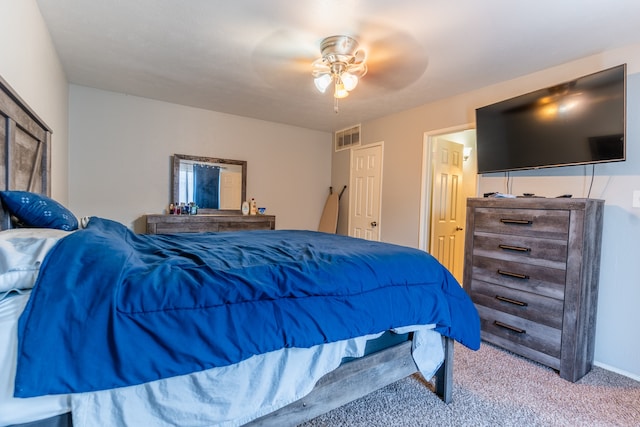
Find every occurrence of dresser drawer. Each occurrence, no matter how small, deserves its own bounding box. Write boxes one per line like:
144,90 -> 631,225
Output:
473,232 -> 568,268
469,280 -> 563,329
472,256 -> 565,300
155,222 -> 221,234
477,305 -> 562,362
218,221 -> 274,232
146,214 -> 276,234
474,207 -> 570,239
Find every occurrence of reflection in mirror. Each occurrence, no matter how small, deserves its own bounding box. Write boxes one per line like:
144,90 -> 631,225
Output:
172,154 -> 247,213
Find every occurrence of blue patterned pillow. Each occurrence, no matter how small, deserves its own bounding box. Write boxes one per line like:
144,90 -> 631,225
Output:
0,191 -> 78,231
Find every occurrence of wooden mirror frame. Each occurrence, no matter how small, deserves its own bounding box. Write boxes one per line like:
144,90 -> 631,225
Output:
172,154 -> 247,214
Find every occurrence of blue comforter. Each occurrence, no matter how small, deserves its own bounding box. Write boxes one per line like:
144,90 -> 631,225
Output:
15,217 -> 479,397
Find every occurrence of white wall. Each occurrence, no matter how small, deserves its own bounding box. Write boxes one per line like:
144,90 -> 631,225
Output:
0,0 -> 69,202
68,85 -> 332,232
333,45 -> 640,379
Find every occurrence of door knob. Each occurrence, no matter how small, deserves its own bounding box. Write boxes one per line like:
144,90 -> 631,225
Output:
371,221 -> 377,227
455,226 -> 464,231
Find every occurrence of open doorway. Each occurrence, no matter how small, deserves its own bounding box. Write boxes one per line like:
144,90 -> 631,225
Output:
419,126 -> 477,284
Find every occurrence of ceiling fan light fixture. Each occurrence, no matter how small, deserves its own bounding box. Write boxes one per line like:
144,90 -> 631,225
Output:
312,35 -> 366,103
314,74 -> 332,93
334,81 -> 349,99
341,72 -> 359,91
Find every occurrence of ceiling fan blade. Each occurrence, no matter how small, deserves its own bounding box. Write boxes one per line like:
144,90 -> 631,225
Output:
346,62 -> 367,78
311,58 -> 330,77
355,22 -> 429,90
353,49 -> 366,64
251,29 -> 322,90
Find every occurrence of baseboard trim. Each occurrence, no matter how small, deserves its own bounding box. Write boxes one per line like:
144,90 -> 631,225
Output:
594,361 -> 640,382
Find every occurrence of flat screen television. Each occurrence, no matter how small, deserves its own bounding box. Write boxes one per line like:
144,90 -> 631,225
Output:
475,64 -> 626,174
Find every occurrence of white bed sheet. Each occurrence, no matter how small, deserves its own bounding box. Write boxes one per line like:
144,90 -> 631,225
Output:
0,228 -> 71,295
71,324 -> 442,427
0,291 -> 71,426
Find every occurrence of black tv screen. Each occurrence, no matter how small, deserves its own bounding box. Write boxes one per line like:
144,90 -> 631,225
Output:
475,64 -> 626,174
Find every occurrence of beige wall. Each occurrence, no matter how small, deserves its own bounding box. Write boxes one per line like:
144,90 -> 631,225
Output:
0,0 -> 69,202
68,85 -> 332,231
334,90 -> 476,244
333,44 -> 640,380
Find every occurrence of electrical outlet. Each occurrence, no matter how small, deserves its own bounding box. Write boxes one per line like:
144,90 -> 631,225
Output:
633,191 -> 640,208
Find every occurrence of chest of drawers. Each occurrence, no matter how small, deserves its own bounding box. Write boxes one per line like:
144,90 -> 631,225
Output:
463,197 -> 603,382
145,214 -> 275,234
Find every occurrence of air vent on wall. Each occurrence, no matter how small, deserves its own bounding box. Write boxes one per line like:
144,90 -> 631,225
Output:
335,124 -> 361,152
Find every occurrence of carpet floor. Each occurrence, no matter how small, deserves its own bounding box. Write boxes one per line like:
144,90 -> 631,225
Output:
301,342 -> 640,427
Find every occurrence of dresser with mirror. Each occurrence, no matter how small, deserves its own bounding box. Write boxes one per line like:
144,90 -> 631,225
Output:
145,154 -> 275,234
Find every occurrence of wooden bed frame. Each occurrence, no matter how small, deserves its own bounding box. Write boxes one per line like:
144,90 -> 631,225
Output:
249,337 -> 454,426
0,73 -> 455,427
0,74 -> 51,230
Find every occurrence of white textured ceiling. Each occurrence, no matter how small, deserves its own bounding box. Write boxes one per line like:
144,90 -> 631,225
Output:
36,0 -> 640,132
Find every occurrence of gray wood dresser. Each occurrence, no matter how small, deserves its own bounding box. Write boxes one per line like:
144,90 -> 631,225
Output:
463,197 -> 604,382
145,214 -> 275,234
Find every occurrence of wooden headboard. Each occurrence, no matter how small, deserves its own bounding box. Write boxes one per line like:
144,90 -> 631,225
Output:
0,74 -> 52,229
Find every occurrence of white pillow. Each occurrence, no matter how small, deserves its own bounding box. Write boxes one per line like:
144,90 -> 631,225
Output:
0,228 -> 71,293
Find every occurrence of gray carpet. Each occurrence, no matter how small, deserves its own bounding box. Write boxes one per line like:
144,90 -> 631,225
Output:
301,342 -> 640,427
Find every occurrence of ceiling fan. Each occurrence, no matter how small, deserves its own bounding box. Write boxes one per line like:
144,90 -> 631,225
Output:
251,23 -> 429,111
311,35 -> 368,99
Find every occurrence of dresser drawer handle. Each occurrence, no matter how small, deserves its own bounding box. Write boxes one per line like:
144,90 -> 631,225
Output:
498,244 -> 531,253
495,295 -> 528,307
500,218 -> 533,225
497,270 -> 530,280
494,320 -> 526,334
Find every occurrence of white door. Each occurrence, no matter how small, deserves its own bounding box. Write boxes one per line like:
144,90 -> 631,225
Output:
349,143 -> 383,241
430,139 -> 465,282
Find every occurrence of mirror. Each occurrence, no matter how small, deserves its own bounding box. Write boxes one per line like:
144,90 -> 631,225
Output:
172,154 -> 247,213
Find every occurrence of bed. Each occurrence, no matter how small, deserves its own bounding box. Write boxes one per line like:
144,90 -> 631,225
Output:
0,74 -> 480,427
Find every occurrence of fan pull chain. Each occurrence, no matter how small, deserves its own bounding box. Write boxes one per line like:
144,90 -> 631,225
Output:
334,97 -> 339,114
